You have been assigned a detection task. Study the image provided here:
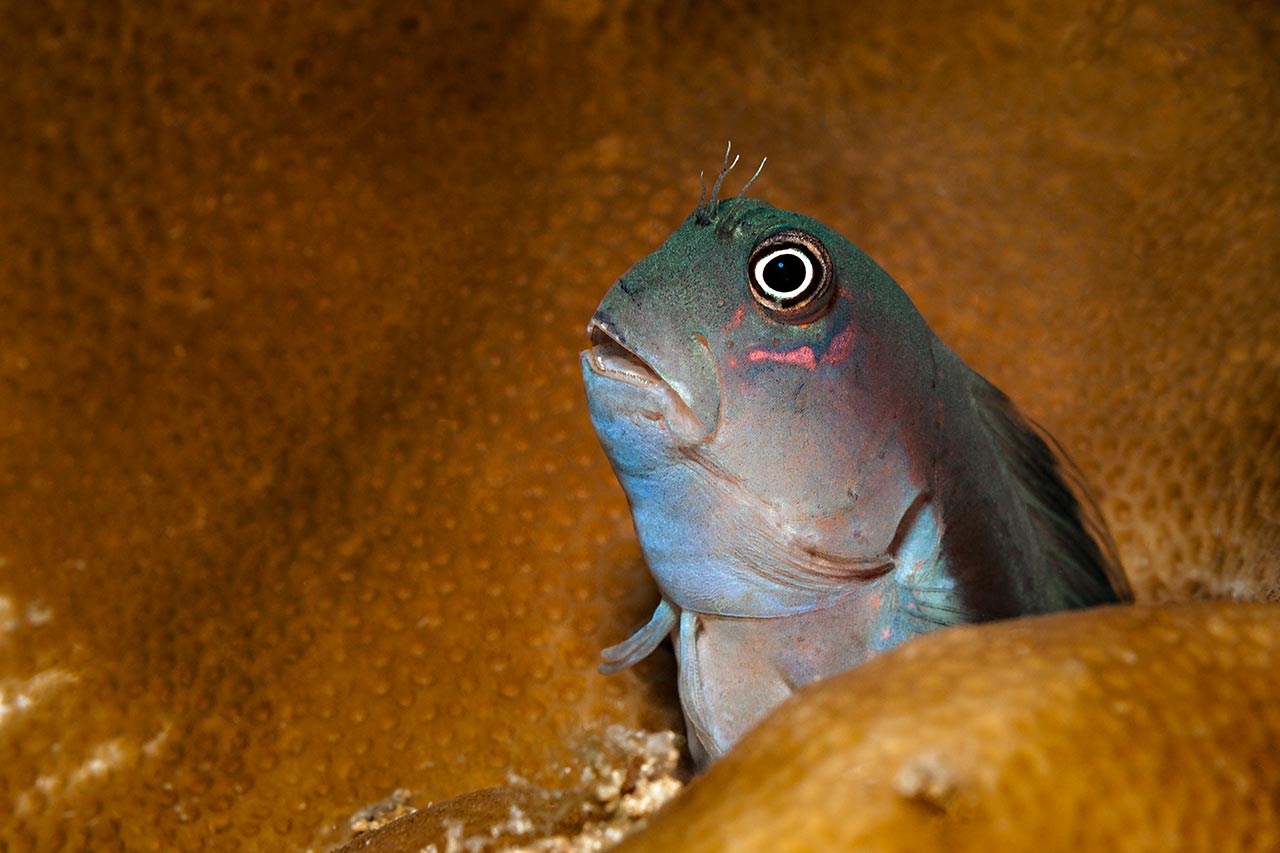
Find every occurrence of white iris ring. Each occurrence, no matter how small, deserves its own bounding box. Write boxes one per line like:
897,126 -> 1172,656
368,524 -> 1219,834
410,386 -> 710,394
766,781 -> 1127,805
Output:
753,248 -> 814,302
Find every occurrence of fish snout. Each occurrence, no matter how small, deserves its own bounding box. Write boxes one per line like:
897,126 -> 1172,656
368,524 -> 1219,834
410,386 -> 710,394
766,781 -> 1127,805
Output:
583,315 -> 720,443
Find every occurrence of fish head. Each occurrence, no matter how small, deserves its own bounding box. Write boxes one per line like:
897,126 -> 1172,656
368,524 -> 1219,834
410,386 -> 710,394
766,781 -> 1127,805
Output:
582,199 -> 941,618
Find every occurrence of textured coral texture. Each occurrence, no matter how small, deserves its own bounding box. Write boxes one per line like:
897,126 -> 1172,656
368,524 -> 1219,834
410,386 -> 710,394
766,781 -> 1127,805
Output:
616,603 -> 1280,852
0,1 -> 1275,851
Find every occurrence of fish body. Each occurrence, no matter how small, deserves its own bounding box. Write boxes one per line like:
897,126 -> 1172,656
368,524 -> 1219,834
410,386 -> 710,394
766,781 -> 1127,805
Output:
581,193 -> 1130,765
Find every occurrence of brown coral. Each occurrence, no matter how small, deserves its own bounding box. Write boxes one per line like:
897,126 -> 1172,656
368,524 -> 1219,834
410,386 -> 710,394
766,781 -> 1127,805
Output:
617,603 -> 1280,852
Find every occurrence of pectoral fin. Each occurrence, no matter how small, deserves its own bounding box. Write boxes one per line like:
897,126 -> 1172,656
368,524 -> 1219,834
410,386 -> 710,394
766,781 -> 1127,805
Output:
676,609 -> 716,767
675,609 -> 799,767
674,590 -> 895,766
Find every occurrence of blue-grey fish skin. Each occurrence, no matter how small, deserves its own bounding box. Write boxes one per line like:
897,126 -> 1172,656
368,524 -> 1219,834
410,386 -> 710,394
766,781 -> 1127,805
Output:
581,197 -> 1129,764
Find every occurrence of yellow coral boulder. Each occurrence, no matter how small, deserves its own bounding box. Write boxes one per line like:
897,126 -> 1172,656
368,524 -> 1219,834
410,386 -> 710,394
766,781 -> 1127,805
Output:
619,603 -> 1280,852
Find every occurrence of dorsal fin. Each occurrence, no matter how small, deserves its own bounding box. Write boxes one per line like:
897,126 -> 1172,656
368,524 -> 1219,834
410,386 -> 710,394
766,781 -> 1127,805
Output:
967,374 -> 1133,605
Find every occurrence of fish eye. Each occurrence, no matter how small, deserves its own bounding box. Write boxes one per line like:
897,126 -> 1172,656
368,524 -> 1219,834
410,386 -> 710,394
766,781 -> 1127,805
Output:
747,230 -> 835,323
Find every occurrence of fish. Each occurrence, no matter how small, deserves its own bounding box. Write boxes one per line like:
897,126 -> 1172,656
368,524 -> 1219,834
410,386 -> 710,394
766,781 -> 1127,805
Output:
580,150 -> 1132,767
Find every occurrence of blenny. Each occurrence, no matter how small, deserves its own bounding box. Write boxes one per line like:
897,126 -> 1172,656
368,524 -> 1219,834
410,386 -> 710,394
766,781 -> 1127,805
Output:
581,151 -> 1131,766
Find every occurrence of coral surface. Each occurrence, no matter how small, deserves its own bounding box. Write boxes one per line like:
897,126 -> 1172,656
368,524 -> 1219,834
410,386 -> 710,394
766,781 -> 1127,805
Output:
618,603 -> 1280,851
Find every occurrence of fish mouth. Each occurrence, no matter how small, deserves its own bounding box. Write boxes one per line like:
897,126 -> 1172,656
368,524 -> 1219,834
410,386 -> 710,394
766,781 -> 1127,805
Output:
584,319 -> 708,440
586,321 -> 665,388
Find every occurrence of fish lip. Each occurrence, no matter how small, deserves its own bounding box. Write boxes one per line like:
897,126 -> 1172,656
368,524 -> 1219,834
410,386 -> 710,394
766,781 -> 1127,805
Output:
583,318 -> 707,439
585,319 -> 665,389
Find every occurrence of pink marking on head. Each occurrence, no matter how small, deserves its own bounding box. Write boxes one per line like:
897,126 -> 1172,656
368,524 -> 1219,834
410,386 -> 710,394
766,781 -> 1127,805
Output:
721,304 -> 747,333
820,321 -> 856,365
747,346 -> 817,370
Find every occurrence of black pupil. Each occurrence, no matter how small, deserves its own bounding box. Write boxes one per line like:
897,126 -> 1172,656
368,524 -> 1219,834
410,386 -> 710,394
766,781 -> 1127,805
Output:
764,251 -> 809,296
